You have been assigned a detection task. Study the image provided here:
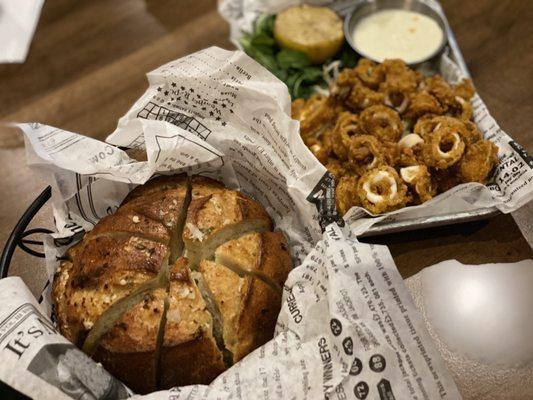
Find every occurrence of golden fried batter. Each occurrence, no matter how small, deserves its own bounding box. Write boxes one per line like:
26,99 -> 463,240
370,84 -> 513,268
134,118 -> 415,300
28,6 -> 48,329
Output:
345,82 -> 385,112
297,94 -> 337,138
356,166 -> 408,214
416,116 -> 479,146
306,136 -> 331,164
422,125 -> 466,169
336,68 -> 359,88
360,105 -> 403,143
379,59 -> 420,111
331,69 -> 359,100
462,120 -> 483,145
381,141 -> 401,166
291,98 -> 306,120
432,168 -> 462,192
405,91 -> 443,122
448,96 -> 473,121
380,59 -> 420,92
347,135 -> 387,175
331,111 -> 362,160
335,175 -> 360,216
398,134 -> 425,167
454,79 -> 475,101
413,114 -> 440,137
326,158 -> 348,182
423,75 -> 455,107
400,165 -> 436,203
459,140 -> 499,183
354,58 -> 384,89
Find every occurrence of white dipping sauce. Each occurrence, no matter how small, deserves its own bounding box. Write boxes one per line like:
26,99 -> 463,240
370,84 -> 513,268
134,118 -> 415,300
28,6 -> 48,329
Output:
352,9 -> 444,64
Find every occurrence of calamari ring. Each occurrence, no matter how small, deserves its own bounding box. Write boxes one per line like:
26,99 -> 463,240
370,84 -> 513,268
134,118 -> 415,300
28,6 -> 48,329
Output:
405,91 -> 443,121
413,114 -> 440,137
381,59 -> 421,90
423,75 -> 455,107
345,82 -> 385,112
454,79 -> 475,101
459,140 -> 499,183
398,134 -> 424,166
354,58 -> 384,89
430,116 -> 471,142
422,126 -> 466,169
347,135 -> 386,175
298,94 -> 336,138
326,158 -> 348,182
335,68 -> 359,88
383,89 -> 410,114
331,111 -> 362,160
335,175 -> 360,216
331,69 -> 359,100
360,105 -> 403,143
415,116 -> 478,146
448,96 -> 473,121
379,59 -> 420,112
400,165 -> 435,203
356,166 -> 408,214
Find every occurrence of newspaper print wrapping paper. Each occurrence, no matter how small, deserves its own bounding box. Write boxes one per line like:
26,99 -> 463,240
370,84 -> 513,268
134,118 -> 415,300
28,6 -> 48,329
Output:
219,0 -> 533,235
0,226 -> 461,400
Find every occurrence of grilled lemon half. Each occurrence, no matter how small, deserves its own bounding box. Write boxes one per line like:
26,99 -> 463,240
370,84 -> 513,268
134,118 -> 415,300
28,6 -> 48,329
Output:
274,5 -> 344,64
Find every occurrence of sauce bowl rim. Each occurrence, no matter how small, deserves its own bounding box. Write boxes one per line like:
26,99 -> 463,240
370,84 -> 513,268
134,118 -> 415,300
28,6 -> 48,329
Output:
344,0 -> 448,67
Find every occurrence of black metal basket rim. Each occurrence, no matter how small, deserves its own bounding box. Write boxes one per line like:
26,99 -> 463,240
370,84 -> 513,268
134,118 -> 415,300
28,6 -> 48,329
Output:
0,186 -> 52,279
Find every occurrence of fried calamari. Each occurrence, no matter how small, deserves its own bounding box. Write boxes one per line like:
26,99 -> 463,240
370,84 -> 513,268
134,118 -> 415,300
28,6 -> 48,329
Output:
291,58 -> 499,215
459,140 -> 499,184
360,105 -> 403,143
357,166 -> 408,214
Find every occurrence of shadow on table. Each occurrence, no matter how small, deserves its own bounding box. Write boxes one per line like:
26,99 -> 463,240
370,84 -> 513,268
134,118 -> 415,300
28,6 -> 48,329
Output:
361,213 -> 533,279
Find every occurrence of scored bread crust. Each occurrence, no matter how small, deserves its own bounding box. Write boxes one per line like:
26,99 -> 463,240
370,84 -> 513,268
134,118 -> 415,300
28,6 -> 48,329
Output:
92,287 -> 166,393
159,260 -> 225,387
202,231 -> 292,361
52,174 -> 292,394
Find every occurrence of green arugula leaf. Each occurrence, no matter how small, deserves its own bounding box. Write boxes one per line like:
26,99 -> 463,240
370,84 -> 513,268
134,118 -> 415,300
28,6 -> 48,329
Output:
273,69 -> 288,82
251,32 -> 276,48
254,14 -> 275,36
276,48 -> 311,70
240,12 -> 349,99
249,47 -> 279,72
300,66 -> 323,81
240,32 -> 253,52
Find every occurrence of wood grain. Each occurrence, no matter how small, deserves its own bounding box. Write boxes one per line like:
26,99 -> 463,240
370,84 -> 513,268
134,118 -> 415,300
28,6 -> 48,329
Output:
0,0 -> 531,296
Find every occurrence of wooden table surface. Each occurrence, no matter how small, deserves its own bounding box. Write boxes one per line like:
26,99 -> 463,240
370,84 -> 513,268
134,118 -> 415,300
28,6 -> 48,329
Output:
0,0 -> 531,296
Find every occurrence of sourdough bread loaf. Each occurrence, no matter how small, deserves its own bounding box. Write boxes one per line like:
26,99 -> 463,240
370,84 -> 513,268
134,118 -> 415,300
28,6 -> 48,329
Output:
52,174 -> 292,393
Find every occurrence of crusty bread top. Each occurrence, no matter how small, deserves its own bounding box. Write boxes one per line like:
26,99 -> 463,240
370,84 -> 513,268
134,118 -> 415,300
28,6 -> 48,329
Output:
52,174 -> 291,393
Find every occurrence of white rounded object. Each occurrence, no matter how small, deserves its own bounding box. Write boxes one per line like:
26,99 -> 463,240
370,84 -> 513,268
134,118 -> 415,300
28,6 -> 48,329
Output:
405,259 -> 533,400
351,9 -> 444,64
